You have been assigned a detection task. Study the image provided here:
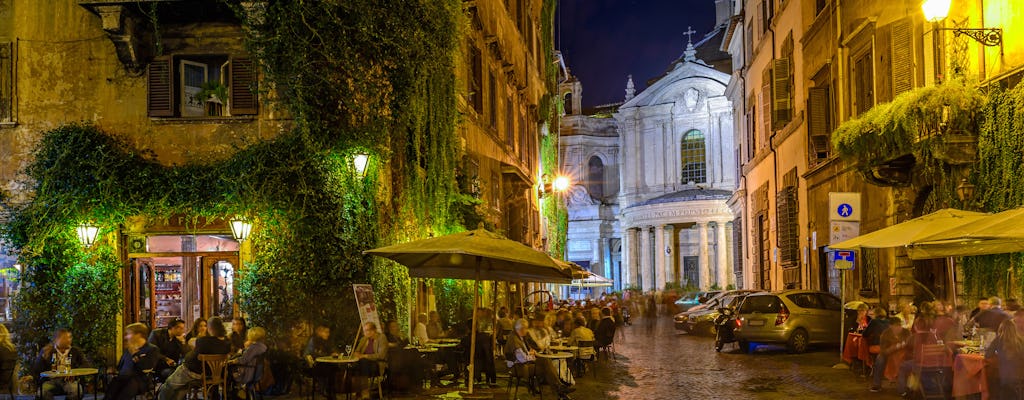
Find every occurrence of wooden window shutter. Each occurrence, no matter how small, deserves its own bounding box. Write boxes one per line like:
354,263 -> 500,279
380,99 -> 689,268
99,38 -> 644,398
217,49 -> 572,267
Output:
807,86 -> 831,159
229,56 -> 258,115
891,18 -> 914,97
771,58 -> 792,129
147,57 -> 174,117
760,83 -> 771,143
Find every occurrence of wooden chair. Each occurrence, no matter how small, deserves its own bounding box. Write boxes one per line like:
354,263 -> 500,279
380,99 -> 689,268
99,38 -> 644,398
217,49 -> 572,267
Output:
199,354 -> 229,400
914,344 -> 952,400
573,340 -> 597,378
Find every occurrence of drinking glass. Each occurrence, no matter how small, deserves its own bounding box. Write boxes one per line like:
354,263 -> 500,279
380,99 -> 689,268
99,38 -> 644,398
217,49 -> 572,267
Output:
345,345 -> 353,356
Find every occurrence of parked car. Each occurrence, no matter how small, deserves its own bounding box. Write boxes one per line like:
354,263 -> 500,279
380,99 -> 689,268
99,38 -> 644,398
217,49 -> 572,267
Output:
676,290 -> 758,335
674,290 -> 721,313
733,290 -> 843,353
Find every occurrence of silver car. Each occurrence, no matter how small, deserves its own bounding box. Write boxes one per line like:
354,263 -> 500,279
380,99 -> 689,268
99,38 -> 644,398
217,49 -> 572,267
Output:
733,290 -> 843,353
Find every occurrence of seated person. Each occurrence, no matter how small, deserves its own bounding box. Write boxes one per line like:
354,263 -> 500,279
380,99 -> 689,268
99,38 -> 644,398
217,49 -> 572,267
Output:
863,308 -> 890,351
107,323 -> 161,400
33,328 -> 88,400
413,314 -> 431,345
302,324 -> 335,393
149,319 -> 188,380
158,317 -> 232,400
595,308 -> 617,348
384,320 -> 408,348
568,316 -> 597,360
352,322 -> 388,400
870,317 -> 909,392
426,311 -> 446,339
229,327 -> 268,391
505,319 -> 574,400
229,318 -> 248,354
526,316 -> 552,353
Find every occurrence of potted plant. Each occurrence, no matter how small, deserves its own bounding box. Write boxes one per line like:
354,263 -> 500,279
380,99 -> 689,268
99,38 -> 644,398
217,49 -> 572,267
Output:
196,81 -> 228,116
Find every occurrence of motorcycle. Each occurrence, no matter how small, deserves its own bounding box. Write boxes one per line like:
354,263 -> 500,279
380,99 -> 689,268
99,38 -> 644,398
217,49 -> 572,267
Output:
714,307 -> 738,352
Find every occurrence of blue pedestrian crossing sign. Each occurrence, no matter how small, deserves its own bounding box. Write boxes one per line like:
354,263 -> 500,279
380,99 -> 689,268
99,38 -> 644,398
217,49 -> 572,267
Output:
832,250 -> 855,270
837,203 -> 854,218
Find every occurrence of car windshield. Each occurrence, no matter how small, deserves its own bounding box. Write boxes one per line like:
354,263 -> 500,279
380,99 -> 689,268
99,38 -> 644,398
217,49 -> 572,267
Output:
739,295 -> 782,314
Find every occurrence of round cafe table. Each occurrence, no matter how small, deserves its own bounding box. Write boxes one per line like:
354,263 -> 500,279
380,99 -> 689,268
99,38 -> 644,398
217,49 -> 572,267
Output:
549,345 -> 579,353
314,356 -> 359,399
39,368 -> 99,400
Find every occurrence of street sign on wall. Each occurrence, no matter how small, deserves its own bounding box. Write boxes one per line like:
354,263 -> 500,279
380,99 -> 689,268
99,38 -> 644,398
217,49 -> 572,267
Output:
832,250 -> 855,270
828,192 -> 862,222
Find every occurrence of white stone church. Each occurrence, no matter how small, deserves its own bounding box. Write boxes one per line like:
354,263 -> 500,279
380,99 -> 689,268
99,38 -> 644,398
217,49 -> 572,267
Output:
560,12 -> 739,294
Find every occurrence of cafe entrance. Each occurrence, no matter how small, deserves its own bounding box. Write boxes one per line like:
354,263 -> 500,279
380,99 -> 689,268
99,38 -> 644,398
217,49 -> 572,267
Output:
124,234 -> 239,329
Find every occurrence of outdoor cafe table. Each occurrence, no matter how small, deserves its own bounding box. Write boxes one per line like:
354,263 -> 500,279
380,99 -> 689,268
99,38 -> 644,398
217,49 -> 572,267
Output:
314,356 -> 360,399
549,345 -> 579,354
842,333 -> 868,364
39,368 -> 100,400
952,353 -> 990,400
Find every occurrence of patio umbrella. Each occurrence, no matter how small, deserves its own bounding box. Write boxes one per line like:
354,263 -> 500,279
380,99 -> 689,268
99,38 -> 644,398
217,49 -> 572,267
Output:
830,208 -> 987,250
364,228 -> 572,394
572,271 -> 614,288
908,207 -> 1024,259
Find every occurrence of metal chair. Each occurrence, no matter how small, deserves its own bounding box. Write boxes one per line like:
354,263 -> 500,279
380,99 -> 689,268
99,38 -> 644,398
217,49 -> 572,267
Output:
506,361 -> 541,400
573,340 -> 598,378
198,354 -> 229,400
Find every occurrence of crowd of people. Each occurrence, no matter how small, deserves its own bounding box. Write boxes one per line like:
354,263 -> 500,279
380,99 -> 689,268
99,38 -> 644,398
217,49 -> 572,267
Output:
856,296 -> 1024,398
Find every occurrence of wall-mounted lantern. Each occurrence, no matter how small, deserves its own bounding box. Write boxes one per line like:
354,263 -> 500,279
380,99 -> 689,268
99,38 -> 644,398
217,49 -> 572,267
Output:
353,153 -> 370,177
229,217 -> 253,242
76,223 -> 100,248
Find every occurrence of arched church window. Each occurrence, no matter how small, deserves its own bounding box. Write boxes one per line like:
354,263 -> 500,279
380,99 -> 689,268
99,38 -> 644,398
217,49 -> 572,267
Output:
680,130 -> 707,184
563,92 -> 573,115
587,156 -> 605,201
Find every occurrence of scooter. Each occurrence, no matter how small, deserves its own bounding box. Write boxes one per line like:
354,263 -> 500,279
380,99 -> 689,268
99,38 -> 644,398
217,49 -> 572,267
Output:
714,307 -> 738,352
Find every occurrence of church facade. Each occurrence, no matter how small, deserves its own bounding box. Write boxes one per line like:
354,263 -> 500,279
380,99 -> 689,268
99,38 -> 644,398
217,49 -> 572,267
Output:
560,13 -> 739,294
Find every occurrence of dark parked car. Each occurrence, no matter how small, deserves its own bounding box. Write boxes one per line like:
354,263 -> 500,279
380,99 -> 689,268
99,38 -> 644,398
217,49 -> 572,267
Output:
675,290 -> 757,335
734,290 -> 843,353
674,290 -> 721,313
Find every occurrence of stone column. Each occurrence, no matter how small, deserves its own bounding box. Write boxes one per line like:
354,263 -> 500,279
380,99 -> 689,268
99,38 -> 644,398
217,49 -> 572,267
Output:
664,225 -> 676,284
725,222 -> 735,288
621,228 -> 634,289
716,221 -> 729,288
639,227 -> 652,291
592,238 -> 603,273
698,222 -> 710,289
654,225 -> 666,291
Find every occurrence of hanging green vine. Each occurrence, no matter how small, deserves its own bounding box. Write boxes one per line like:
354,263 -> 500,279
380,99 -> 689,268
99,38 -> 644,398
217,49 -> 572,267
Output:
538,0 -> 566,259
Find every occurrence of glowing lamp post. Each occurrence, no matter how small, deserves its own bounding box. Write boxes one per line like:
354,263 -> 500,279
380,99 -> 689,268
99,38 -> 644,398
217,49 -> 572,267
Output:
552,176 -> 571,193
76,223 -> 100,248
921,0 -> 951,22
353,153 -> 370,177
229,217 -> 253,242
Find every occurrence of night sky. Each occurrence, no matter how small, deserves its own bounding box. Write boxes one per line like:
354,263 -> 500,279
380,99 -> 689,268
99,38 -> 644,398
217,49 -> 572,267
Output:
556,0 -> 718,109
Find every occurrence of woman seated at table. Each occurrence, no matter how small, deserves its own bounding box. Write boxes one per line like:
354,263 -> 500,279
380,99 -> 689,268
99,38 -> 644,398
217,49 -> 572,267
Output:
228,327 -> 267,396
505,318 -> 574,400
568,317 -> 596,360
385,320 -> 408,348
107,323 -> 161,400
426,311 -> 446,340
413,313 -> 432,345
985,319 -> 1024,399
158,317 -> 232,400
851,304 -> 871,334
383,320 -> 426,393
526,314 -> 553,353
352,322 -> 388,400
870,317 -> 909,393
185,318 -> 207,349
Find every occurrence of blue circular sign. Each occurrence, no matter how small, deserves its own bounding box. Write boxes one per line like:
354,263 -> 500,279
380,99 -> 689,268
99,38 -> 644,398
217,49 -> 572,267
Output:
837,203 -> 854,218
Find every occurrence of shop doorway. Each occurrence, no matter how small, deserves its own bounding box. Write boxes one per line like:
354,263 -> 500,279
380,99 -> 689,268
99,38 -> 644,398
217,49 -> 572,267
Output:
125,235 -> 239,330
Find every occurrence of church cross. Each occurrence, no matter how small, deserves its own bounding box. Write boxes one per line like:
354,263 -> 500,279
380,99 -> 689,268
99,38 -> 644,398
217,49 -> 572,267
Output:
684,26 -> 697,45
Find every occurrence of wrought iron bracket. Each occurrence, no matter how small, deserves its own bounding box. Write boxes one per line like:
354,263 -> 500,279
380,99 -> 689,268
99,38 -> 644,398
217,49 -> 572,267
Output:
943,27 -> 1003,47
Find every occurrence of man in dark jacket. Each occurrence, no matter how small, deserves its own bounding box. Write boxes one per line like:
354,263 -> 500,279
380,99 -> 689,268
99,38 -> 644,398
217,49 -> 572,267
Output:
149,319 -> 187,379
975,297 -> 1012,330
33,328 -> 89,400
595,308 -> 616,347
107,323 -> 162,400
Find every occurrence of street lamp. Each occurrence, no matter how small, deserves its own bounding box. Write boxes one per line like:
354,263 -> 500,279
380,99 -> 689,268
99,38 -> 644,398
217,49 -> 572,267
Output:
229,217 -> 253,242
552,175 -> 571,193
76,223 -> 100,248
955,178 -> 977,204
353,153 -> 370,177
921,0 -> 1002,47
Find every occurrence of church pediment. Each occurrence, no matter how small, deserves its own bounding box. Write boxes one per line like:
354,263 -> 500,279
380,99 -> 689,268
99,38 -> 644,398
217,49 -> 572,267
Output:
618,62 -> 731,110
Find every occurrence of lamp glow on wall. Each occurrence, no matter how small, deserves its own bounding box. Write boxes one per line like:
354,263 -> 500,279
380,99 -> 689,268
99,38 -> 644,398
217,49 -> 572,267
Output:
921,0 -> 1002,47
229,217 -> 254,242
353,153 -> 370,177
76,223 -> 100,248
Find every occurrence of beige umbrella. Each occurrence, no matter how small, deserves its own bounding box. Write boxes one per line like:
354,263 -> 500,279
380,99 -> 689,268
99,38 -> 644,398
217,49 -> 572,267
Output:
909,207 -> 1024,259
364,228 -> 572,394
830,208 -> 987,250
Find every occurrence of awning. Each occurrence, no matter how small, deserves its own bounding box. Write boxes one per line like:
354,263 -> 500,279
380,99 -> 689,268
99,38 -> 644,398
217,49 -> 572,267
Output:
830,208 -> 988,250
908,207 -> 1024,259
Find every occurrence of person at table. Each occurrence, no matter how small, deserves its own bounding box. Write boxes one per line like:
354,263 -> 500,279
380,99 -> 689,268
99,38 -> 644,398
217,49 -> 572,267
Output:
33,328 -> 88,400
158,316 -> 232,400
0,325 -> 15,371
851,304 -> 871,334
413,313 -> 431,345
595,307 -> 617,348
149,319 -> 187,380
504,318 -> 574,399
303,324 -> 335,395
384,320 -> 408,348
969,298 -> 991,320
228,327 -> 268,394
975,296 -> 1012,331
586,307 -> 601,332
863,307 -> 890,349
526,314 -> 553,352
352,322 -> 387,400
870,316 -> 909,393
568,316 -> 596,360
185,318 -> 207,348
229,318 -> 248,353
107,323 -> 161,400
986,319 -> 1024,399
897,303 -> 916,330
426,311 -> 445,339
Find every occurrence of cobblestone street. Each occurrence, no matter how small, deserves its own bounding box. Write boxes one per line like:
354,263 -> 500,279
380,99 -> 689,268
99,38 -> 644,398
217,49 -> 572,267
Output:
560,316 -> 902,400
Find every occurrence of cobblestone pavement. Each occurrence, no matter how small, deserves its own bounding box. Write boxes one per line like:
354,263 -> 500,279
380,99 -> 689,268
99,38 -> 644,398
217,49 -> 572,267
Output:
561,316 -> 903,400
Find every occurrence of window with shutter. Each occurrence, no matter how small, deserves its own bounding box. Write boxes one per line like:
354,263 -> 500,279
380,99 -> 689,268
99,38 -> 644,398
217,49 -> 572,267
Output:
229,56 -> 257,115
147,57 -> 174,117
470,45 -> 483,114
760,83 -> 771,144
891,18 -> 914,97
505,100 -> 514,148
776,174 -> 799,270
807,86 -> 832,161
852,51 -> 874,116
771,58 -> 792,129
0,41 -> 13,123
488,71 -> 497,128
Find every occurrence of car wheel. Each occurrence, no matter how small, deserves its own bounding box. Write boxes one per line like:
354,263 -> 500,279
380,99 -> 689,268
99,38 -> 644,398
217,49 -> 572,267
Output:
787,328 -> 809,354
738,340 -> 752,354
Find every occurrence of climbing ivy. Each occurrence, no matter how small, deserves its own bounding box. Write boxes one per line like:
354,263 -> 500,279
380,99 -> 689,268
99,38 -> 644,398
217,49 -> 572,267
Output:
538,0 -> 566,260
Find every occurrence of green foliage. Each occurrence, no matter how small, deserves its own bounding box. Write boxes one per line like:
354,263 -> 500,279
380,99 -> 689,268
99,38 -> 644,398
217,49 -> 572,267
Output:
431,279 -> 477,329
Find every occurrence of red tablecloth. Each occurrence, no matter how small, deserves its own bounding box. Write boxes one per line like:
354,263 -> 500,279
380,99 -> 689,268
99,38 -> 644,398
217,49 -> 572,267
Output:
884,349 -> 907,381
842,333 -> 864,364
952,353 -> 988,400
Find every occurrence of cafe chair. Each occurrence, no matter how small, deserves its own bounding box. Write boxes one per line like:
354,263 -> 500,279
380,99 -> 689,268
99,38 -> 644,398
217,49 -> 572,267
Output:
198,354 -> 229,400
914,344 -> 952,400
506,361 -> 541,399
574,340 -> 598,378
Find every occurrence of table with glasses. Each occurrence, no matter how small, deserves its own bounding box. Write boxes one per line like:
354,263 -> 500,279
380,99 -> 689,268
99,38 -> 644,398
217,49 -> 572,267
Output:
39,368 -> 100,400
314,356 -> 359,399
